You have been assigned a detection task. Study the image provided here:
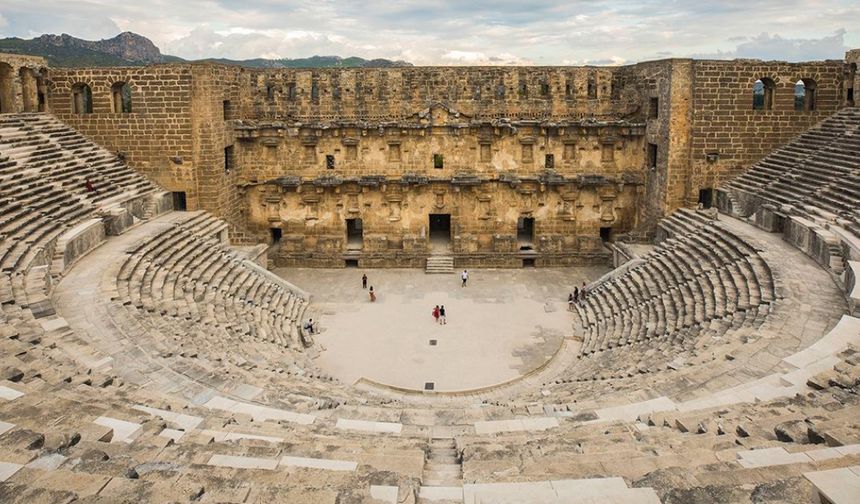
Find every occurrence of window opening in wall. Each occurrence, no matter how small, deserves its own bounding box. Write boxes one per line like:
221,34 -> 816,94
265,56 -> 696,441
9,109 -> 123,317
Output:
71,83 -> 93,114
346,144 -> 357,161
698,188 -> 714,209
540,82 -> 550,96
522,258 -> 536,268
326,154 -> 335,169
111,82 -> 132,113
332,87 -> 341,100
311,82 -> 319,100
473,85 -> 481,100
545,153 -> 554,169
649,97 -> 659,119
224,145 -> 234,173
345,259 -> 359,268
518,82 -> 528,97
346,218 -> 363,249
587,78 -> 597,99
599,227 -> 613,243
433,153 -> 444,169
222,100 -> 232,120
848,87 -> 855,106
270,227 -> 282,244
0,63 -> 14,113
795,78 -> 816,111
495,83 -> 505,98
648,143 -> 658,169
172,192 -> 187,211
287,83 -> 296,100
565,81 -> 573,97
266,82 -> 275,100
753,78 -> 775,110
517,217 -> 535,248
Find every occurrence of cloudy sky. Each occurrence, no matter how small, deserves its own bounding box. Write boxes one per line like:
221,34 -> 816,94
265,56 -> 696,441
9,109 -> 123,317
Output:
0,0 -> 857,65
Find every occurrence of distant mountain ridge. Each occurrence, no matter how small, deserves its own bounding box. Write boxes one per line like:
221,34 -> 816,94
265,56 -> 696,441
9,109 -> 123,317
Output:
0,32 -> 412,68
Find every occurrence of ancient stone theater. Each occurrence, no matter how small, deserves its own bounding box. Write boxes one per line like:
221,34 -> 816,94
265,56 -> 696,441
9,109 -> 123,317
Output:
0,47 -> 858,503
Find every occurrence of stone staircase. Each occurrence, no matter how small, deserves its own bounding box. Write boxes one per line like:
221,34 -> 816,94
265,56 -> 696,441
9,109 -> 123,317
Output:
425,255 -> 454,274
419,438 -> 463,503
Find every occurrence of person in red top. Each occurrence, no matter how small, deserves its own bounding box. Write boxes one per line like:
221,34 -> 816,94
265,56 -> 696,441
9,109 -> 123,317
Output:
432,305 -> 440,324
85,178 -> 96,194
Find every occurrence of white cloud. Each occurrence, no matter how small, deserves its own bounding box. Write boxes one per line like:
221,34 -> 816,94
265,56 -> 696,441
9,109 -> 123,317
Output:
0,0 -> 855,64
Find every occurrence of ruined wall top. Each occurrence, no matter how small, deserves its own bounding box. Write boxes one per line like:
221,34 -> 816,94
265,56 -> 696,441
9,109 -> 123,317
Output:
0,52 -> 48,70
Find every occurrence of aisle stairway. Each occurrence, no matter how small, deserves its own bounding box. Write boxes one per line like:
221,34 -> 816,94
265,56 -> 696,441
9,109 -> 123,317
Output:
426,255 -> 454,274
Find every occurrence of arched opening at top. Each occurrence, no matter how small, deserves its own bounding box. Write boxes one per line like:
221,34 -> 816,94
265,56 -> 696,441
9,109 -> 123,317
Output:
0,63 -> 15,113
753,77 -> 775,110
587,77 -> 597,99
71,83 -> 93,114
795,78 -> 817,111
111,81 -> 131,113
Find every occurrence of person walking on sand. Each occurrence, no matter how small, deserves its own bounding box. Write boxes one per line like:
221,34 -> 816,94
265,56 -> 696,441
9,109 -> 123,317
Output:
439,305 -> 447,324
369,286 -> 376,302
432,305 -> 440,324
461,269 -> 468,287
362,273 -> 368,289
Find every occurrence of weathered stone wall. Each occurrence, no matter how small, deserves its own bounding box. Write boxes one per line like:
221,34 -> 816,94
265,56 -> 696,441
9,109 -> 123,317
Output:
48,65 -> 199,204
248,180 -> 638,267
239,66 -> 639,121
232,98 -> 647,265
0,52 -> 49,113
688,59 -> 844,201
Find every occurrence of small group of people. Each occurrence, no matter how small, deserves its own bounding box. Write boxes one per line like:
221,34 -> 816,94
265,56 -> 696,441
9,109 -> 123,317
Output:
432,305 -> 447,324
567,281 -> 589,311
362,273 -> 376,302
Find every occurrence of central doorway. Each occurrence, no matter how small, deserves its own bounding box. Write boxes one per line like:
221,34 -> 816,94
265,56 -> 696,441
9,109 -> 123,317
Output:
429,214 -> 451,253
346,218 -> 363,250
517,216 -> 535,250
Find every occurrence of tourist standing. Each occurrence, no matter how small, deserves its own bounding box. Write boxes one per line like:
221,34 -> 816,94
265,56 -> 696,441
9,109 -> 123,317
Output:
304,318 -> 314,335
461,269 -> 469,287
433,305 -> 440,324
581,281 -> 587,301
573,286 -> 579,303
369,286 -> 376,302
85,178 -> 96,194
362,273 -> 368,289
568,293 -> 575,311
439,305 -> 447,324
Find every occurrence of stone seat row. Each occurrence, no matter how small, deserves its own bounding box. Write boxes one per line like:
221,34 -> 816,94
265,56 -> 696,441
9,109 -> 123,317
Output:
116,212 -> 310,354
575,209 -> 774,359
725,107 -> 860,228
0,114 -> 159,207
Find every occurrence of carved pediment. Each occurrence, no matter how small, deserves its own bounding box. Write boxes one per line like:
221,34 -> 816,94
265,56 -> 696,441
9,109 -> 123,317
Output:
414,102 -> 472,126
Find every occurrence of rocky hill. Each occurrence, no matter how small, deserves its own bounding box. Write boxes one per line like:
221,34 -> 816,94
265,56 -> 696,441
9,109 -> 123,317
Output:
0,32 -> 411,68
